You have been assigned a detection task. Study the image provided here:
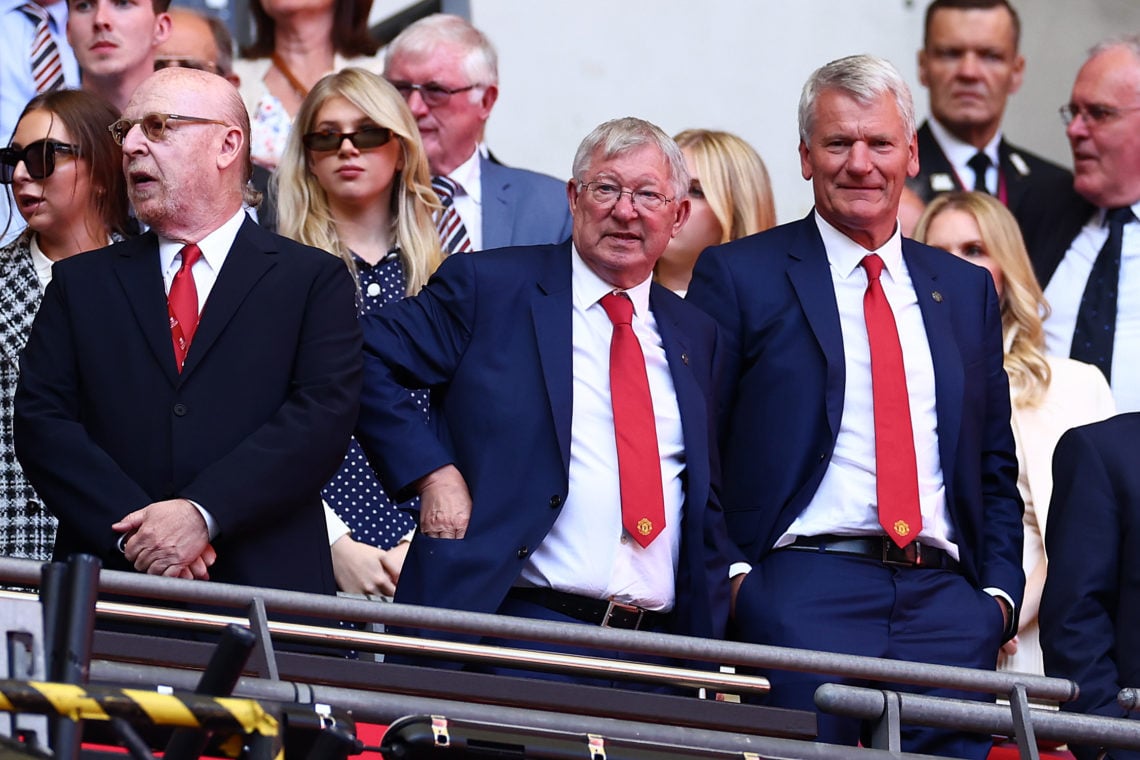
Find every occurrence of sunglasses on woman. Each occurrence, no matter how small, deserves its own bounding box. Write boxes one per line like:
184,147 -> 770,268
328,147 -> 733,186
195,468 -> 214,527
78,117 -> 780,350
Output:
0,139 -> 80,184
302,126 -> 393,152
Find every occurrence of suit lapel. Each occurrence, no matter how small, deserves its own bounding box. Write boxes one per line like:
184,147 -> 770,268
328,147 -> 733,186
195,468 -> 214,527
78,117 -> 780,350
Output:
787,215 -> 845,439
653,287 -> 707,501
914,123 -> 961,201
180,217 -> 276,377
113,232 -> 180,383
479,155 -> 510,250
904,240 -> 962,479
531,244 -> 573,471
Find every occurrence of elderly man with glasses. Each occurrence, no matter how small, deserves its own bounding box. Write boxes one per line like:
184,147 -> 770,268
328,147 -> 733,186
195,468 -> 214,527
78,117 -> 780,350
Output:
13,66 -> 361,597
353,116 -> 740,684
383,13 -> 571,253
1019,34 -> 1140,414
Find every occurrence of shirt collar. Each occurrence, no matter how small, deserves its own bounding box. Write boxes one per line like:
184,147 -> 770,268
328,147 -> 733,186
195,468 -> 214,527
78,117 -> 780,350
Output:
446,148 -> 483,206
158,208 -> 246,276
813,210 -> 904,281
571,243 -> 652,317
928,118 -> 1002,175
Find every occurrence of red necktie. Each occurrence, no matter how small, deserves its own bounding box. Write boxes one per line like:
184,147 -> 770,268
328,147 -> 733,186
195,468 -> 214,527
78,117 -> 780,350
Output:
168,243 -> 202,372
860,254 -> 922,548
600,292 -> 665,548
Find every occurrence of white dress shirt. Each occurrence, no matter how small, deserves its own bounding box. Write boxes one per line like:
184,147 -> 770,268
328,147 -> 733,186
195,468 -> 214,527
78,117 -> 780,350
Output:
518,247 -> 684,610
156,208 -> 247,538
444,148 -> 483,251
1042,202 -> 1140,412
928,119 -> 1001,195
779,213 -> 956,555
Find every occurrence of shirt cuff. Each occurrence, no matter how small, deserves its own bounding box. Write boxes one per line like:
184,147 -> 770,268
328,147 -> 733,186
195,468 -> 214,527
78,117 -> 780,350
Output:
729,562 -> 752,578
189,500 -> 218,541
324,501 -> 351,546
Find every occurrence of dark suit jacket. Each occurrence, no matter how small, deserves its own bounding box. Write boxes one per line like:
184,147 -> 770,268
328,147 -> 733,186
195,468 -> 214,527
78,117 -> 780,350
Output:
13,216 -> 362,595
1018,180 -> 1097,289
480,156 -> 573,250
1042,413 -> 1140,760
908,121 -> 1072,233
687,214 -> 1024,616
356,241 -> 732,640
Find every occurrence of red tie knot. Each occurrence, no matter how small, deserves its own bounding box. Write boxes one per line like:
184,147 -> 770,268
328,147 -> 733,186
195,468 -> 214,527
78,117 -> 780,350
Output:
600,291 -> 634,326
861,253 -> 885,281
179,243 -> 202,270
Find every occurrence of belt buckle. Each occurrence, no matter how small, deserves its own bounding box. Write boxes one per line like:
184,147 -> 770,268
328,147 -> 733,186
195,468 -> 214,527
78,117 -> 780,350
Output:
602,599 -> 643,629
880,538 -> 918,567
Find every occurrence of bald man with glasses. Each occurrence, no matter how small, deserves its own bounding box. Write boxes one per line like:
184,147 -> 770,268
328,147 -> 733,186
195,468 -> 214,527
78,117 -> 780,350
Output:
14,67 -> 361,596
384,13 -> 571,252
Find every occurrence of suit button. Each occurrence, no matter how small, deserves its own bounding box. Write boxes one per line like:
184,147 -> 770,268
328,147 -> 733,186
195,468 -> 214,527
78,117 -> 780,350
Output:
818,452 -> 826,462
549,495 -> 562,508
173,404 -> 188,417
517,546 -> 529,558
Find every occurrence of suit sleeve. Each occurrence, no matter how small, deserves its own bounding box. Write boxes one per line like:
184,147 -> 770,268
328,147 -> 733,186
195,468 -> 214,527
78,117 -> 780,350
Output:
14,274 -> 153,557
685,244 -> 744,446
1042,427 -> 1132,727
355,252 -> 478,501
178,256 -> 362,538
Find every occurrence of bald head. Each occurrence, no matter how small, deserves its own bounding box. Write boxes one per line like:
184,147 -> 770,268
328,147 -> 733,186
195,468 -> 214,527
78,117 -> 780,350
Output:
121,68 -> 249,241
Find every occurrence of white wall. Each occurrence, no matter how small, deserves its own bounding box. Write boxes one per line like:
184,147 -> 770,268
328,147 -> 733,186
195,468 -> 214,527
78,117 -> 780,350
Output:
468,0 -> 1140,223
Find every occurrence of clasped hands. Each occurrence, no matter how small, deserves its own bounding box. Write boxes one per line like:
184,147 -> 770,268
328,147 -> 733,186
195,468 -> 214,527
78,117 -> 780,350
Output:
112,498 -> 215,580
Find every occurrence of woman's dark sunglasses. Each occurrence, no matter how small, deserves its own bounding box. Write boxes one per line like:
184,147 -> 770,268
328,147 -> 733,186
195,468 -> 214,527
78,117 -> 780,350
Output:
0,139 -> 79,184
302,126 -> 393,152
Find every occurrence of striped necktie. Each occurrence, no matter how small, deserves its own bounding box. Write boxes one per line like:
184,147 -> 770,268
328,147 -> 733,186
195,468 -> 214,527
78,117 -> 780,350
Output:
21,2 -> 65,93
431,175 -> 472,255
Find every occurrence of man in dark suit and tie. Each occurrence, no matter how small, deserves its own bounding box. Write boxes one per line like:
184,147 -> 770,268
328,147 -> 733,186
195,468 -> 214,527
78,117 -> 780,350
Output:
354,117 -> 736,679
908,0 -> 1070,225
13,67 -> 361,594
1041,413 -> 1140,760
688,54 -> 1023,758
1020,35 -> 1140,413
383,13 -> 572,253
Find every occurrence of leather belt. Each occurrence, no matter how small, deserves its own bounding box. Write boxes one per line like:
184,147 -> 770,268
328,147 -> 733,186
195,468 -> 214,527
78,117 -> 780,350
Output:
784,534 -> 959,571
506,587 -> 666,631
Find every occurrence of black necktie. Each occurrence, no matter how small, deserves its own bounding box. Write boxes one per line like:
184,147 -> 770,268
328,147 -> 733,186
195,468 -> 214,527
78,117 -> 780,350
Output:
1070,206 -> 1135,381
966,152 -> 991,194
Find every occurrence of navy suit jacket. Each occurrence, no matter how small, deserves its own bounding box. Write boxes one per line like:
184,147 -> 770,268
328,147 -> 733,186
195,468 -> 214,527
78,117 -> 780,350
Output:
687,214 -> 1024,614
1042,413 -> 1140,760
479,155 -> 573,249
356,241 -> 732,640
13,217 -> 362,595
907,121 -> 1072,221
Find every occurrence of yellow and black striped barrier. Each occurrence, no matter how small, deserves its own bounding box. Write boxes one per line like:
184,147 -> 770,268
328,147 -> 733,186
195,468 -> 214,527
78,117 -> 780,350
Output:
0,680 -> 281,760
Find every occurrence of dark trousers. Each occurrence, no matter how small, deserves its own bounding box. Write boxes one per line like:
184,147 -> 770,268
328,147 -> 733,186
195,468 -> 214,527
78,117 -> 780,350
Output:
733,549 -> 1005,759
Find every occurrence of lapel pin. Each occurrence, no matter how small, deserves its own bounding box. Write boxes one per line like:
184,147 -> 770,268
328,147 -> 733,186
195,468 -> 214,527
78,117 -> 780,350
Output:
681,353 -> 689,365
931,173 -> 955,192
932,291 -> 943,303
1010,152 -> 1030,176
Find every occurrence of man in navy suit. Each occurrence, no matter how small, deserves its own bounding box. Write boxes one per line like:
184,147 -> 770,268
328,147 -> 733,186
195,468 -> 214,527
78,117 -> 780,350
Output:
13,67 -> 361,594
383,13 -> 572,252
688,54 -> 1023,758
1041,414 -> 1140,760
908,0 -> 1070,227
355,117 -> 736,679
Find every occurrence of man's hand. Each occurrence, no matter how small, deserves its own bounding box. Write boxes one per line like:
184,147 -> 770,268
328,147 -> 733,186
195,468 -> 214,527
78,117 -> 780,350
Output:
331,535 -> 401,597
415,465 -> 472,539
112,499 -> 213,579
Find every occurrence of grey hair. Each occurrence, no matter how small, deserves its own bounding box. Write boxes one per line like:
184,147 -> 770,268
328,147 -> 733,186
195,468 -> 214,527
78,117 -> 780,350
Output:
384,13 -> 498,103
1086,33 -> 1140,62
798,54 -> 916,145
571,117 -> 690,200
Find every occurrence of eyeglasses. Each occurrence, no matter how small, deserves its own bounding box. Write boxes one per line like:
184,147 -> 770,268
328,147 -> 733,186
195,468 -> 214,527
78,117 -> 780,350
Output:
107,113 -> 231,146
302,126 -> 394,152
388,80 -> 480,107
577,181 -> 673,213
154,57 -> 221,75
0,139 -> 79,184
1059,102 -> 1140,127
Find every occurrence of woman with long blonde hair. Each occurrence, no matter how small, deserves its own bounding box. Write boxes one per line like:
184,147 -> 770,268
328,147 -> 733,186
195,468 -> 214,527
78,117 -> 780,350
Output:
275,67 -> 441,597
657,129 -> 776,295
915,191 -> 1114,676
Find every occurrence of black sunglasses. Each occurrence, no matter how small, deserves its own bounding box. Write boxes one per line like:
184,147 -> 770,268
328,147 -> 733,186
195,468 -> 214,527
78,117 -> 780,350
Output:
0,139 -> 80,184
302,126 -> 393,152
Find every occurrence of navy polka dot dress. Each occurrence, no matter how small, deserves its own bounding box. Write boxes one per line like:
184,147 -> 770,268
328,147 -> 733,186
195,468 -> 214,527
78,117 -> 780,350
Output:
321,250 -> 423,549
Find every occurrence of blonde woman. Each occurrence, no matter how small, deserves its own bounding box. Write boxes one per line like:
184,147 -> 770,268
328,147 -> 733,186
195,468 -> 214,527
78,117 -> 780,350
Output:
915,191 -> 1115,676
275,67 -> 441,596
657,129 -> 776,295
